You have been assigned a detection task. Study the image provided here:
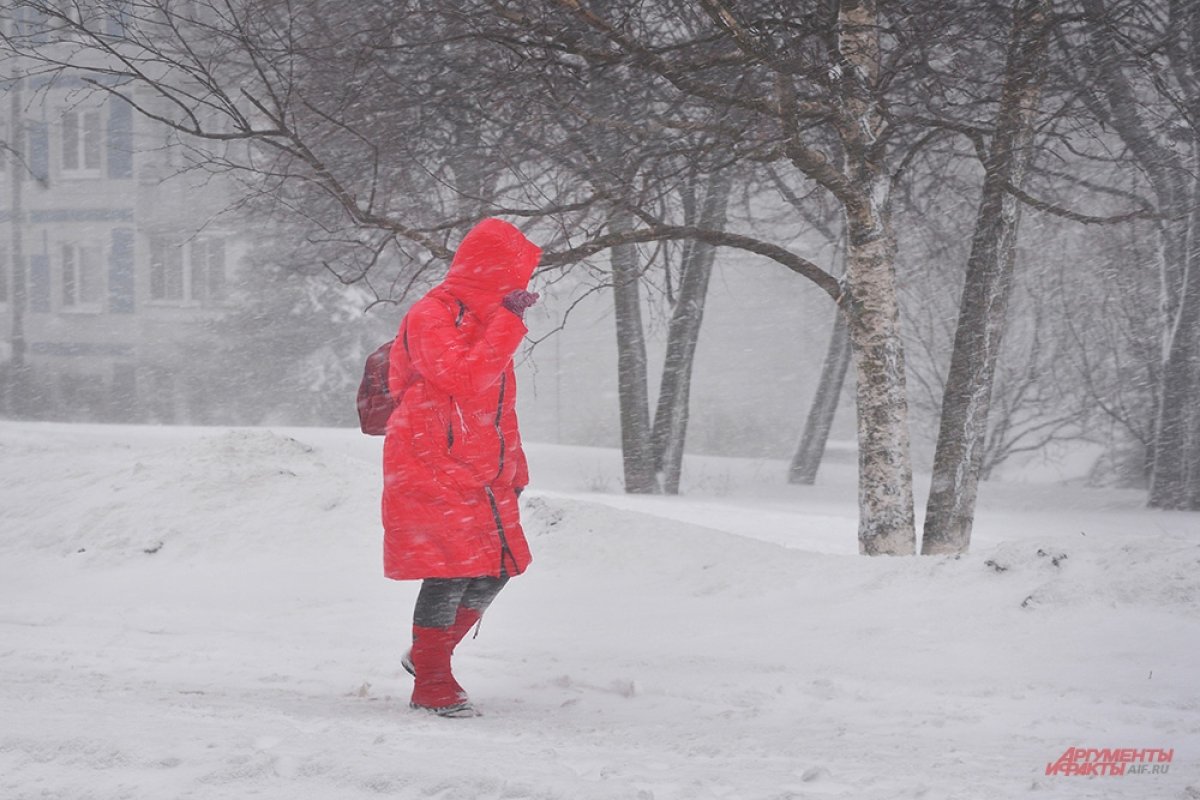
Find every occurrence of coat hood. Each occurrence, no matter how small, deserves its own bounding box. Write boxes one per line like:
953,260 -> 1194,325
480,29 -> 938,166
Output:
440,218 -> 542,303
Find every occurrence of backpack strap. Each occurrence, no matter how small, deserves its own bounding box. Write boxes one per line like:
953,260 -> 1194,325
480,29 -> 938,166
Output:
399,297 -> 466,367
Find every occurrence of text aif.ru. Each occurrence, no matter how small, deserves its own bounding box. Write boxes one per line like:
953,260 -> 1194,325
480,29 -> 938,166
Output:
1046,748 -> 1174,777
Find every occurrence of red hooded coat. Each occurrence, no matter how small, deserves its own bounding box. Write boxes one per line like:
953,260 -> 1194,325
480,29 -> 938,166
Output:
382,219 -> 541,580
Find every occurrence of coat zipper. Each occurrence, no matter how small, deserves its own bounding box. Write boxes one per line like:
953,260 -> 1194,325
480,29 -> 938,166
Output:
488,373 -> 516,574
484,485 -> 518,576
445,300 -> 468,451
447,398 -> 466,450
494,373 -> 507,481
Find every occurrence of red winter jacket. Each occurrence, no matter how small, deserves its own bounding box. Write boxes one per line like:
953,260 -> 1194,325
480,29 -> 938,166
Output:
381,219 -> 541,580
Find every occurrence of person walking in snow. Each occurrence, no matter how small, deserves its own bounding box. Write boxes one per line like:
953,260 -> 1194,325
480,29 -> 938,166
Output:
382,217 -> 541,718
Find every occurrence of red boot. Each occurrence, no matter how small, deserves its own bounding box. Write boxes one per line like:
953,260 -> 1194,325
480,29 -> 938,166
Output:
407,606 -> 484,717
402,606 -> 483,689
448,606 -> 483,647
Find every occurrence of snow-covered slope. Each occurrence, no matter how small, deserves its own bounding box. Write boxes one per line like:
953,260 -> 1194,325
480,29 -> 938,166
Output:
1,422 -> 1197,800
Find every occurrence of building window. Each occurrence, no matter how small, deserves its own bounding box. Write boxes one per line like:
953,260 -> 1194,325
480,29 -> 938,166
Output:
149,239 -> 182,302
61,243 -> 104,310
172,1 -> 201,21
61,109 -> 103,176
47,0 -> 92,39
150,236 -> 227,305
190,238 -> 227,303
49,0 -> 87,24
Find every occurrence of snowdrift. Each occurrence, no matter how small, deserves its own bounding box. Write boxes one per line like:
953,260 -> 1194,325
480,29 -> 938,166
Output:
1,422 -> 1197,800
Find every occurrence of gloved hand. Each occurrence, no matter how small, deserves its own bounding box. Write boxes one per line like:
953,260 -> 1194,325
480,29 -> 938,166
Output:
502,290 -> 540,319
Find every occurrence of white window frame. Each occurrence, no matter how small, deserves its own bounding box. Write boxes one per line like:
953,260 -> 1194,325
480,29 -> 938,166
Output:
149,238 -> 184,304
189,238 -> 227,305
60,241 -> 104,312
60,107 -> 103,178
0,244 -> 9,307
149,235 -> 228,306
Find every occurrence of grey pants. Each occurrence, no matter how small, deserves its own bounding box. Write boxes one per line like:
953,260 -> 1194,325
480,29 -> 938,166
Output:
413,576 -> 508,628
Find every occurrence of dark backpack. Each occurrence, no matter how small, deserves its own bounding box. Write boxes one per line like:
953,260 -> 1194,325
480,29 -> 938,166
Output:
357,300 -> 464,436
356,338 -> 398,435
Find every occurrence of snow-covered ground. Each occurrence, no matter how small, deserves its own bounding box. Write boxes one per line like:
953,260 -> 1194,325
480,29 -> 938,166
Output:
1,421 -> 1197,800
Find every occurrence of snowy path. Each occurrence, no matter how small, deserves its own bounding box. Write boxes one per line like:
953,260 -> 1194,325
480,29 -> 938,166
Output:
1,423 -> 1198,799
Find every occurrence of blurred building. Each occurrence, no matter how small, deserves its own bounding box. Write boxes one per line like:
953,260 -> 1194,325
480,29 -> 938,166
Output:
1,17 -> 243,423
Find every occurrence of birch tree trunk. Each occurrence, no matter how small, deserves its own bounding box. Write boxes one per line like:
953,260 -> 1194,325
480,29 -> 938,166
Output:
843,213 -> 916,556
921,0 -> 1050,556
1152,1 -> 1200,510
610,207 -> 659,494
1079,0 -> 1196,509
1171,173 -> 1200,508
789,308 -> 851,485
650,170 -> 732,494
1147,212 -> 1197,509
838,0 -> 916,555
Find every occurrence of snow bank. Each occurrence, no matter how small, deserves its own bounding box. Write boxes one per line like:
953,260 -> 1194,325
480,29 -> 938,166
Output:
1,422 -> 1197,800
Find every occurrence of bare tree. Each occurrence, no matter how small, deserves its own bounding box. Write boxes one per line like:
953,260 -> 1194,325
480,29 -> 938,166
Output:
501,0 -> 926,553
13,0 -> 1178,552
922,0 -> 1053,555
651,166 -> 733,494
2,68 -> 31,417
1069,0 -> 1200,509
788,307 -> 852,485
609,206 -> 659,492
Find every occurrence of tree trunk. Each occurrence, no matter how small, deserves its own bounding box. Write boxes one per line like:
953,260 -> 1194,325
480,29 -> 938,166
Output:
836,0 -> 917,556
1156,172 -> 1200,509
5,73 -> 30,418
1148,213 -> 1198,509
844,214 -> 917,556
789,307 -> 852,485
1145,173 -> 1194,508
650,170 -> 732,494
1079,0 -> 1194,510
921,0 -> 1049,556
1184,182 -> 1200,510
610,207 -> 659,494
